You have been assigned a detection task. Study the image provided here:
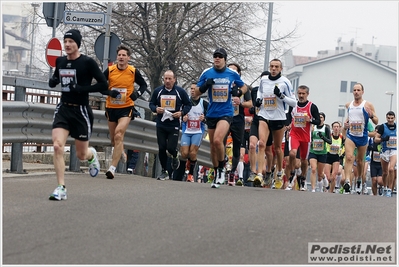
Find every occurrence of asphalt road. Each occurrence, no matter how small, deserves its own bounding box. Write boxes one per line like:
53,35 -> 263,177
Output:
2,171 -> 397,265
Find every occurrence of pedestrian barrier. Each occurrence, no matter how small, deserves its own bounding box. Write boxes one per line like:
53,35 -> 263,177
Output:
2,101 -> 213,171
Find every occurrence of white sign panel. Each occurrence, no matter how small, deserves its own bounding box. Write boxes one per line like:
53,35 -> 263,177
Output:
64,11 -> 105,26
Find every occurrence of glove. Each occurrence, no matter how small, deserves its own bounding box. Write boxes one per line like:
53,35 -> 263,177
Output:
249,106 -> 255,114
381,135 -> 390,142
130,91 -> 141,101
231,87 -> 242,97
317,132 -> 323,138
109,90 -> 121,98
48,76 -> 59,88
255,98 -> 262,107
68,81 -> 81,93
199,78 -> 214,93
273,85 -> 282,98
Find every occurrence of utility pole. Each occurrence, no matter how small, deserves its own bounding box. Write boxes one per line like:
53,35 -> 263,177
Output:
102,3 -> 112,71
263,2 -> 273,71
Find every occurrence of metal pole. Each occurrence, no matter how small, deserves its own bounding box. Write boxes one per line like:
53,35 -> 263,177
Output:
263,2 -> 273,71
390,95 -> 393,111
48,2 -> 58,80
102,3 -> 112,71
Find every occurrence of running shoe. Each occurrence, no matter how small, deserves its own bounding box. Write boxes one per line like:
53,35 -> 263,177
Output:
228,172 -> 235,186
157,170 -> 169,180
49,185 -> 67,201
127,168 -> 134,174
88,147 -> 100,177
362,183 -> 368,195
382,187 -> 387,197
211,181 -> 220,188
378,185 -> 384,196
285,183 -> 293,190
253,173 -> 264,187
386,188 -> 392,197
343,180 -> 351,194
355,179 -> 362,194
236,178 -> 244,186
105,167 -> 115,179
264,172 -> 273,187
215,168 -> 226,185
247,172 -> 256,183
186,174 -> 194,182
298,176 -> 307,191
339,187 -> 344,194
274,172 -> 283,189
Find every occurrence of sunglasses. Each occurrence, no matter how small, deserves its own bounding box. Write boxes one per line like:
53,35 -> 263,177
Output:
213,54 -> 224,59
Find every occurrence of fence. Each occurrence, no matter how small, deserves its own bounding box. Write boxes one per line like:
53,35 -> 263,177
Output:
2,75 -> 212,174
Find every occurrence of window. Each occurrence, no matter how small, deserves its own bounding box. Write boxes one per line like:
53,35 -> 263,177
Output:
340,81 -> 347,93
338,108 -> 345,118
350,81 -> 357,92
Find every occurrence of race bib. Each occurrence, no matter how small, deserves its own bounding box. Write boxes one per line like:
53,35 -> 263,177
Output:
349,121 -> 364,137
313,139 -> 324,151
245,116 -> 252,130
233,104 -> 239,116
160,95 -> 177,110
329,144 -> 340,155
294,113 -> 307,128
110,88 -> 127,105
212,85 -> 228,102
263,95 -> 277,110
59,69 -> 77,92
373,151 -> 381,162
187,119 -> 200,131
386,136 -> 397,149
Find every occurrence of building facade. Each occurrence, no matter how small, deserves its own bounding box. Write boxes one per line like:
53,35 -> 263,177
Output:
285,51 -> 397,126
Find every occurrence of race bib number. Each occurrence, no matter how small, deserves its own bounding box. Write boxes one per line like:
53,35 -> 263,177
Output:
160,95 -> 176,110
329,144 -> 340,154
110,88 -> 127,105
294,113 -> 307,127
313,139 -> 324,151
187,119 -> 200,131
245,116 -> 251,130
263,95 -> 277,110
212,85 -> 228,102
59,69 -> 77,92
349,121 -> 364,137
233,104 -> 239,116
373,151 -> 381,162
386,136 -> 397,149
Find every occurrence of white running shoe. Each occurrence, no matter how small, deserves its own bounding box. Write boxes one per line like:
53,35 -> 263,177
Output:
49,185 -> 67,200
88,147 -> 100,177
215,168 -> 226,185
363,183 -> 368,195
106,167 -> 115,179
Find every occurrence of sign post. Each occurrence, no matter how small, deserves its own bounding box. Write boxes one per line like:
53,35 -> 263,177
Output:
46,38 -> 62,68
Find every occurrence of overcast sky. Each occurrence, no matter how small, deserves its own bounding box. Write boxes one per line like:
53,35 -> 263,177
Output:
269,1 -> 398,56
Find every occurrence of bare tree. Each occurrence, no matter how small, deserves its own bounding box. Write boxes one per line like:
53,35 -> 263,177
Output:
61,2 -> 298,90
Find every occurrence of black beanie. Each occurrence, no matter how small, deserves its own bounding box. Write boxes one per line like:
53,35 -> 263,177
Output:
64,29 -> 82,48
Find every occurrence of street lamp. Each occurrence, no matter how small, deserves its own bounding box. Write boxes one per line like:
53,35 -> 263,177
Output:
385,91 -> 394,111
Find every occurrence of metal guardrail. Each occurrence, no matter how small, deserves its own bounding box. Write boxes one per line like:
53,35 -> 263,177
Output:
2,102 -> 212,172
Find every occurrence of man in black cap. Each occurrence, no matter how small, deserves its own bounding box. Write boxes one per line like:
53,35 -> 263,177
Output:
47,29 -> 108,201
194,48 -> 248,189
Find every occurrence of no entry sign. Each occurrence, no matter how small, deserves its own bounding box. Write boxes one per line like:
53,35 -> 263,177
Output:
46,38 -> 62,68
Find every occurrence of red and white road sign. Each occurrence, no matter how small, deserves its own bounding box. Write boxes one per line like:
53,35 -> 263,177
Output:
45,38 -> 62,68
